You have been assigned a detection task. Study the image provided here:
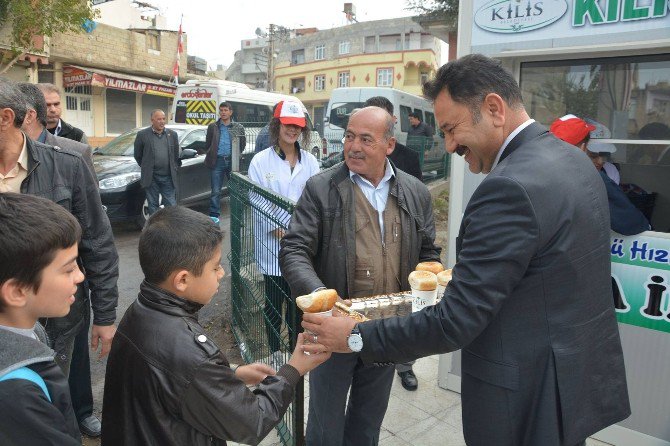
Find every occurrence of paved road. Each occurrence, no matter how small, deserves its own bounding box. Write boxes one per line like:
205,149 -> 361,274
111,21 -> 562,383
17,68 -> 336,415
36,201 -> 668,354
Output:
84,199 -> 237,444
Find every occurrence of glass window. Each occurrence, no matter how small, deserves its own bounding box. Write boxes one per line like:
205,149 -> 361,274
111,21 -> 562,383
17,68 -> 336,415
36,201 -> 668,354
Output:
227,101 -> 273,128
338,71 -> 350,88
339,41 -> 351,55
291,49 -> 305,65
180,129 -> 207,154
328,102 -> 363,130
290,78 -> 305,94
377,68 -> 393,87
315,74 -> 326,92
315,44 -> 325,61
141,94 -> 169,127
66,96 -> 77,111
106,89 -> 136,135
399,105 -> 412,133
425,111 -> 436,136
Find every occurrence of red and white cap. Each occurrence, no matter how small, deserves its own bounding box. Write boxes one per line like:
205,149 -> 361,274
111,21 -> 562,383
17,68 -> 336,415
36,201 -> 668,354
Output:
274,100 -> 306,127
549,114 -> 596,146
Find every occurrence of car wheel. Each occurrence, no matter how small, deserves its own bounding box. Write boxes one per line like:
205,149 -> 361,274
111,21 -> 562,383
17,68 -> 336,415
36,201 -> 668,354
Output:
135,196 -> 163,229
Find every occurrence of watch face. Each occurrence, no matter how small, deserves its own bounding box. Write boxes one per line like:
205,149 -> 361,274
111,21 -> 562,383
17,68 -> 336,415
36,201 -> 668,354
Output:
348,334 -> 363,352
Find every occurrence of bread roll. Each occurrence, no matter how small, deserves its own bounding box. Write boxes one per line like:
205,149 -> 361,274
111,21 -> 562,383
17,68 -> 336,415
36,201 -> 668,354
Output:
408,270 -> 437,291
437,269 -> 452,286
415,261 -> 444,275
296,289 -> 338,313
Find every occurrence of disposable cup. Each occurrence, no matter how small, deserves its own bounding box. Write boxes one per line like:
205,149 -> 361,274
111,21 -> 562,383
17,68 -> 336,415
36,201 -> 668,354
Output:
411,288 -> 437,312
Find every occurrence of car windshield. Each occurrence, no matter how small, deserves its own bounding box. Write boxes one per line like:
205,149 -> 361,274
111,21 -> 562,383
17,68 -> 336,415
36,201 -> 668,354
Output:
96,127 -> 187,156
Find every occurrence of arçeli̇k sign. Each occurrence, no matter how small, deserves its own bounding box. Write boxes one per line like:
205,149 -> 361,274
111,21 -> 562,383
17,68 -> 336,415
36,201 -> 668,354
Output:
475,0 -> 669,33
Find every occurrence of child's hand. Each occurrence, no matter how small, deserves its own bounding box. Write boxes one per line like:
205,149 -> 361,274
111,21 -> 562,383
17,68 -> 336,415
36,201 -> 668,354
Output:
235,363 -> 276,386
287,333 -> 332,376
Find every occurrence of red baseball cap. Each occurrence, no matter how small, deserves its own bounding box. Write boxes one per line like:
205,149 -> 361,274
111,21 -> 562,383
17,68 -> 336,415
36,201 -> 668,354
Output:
274,100 -> 306,128
550,114 -> 596,145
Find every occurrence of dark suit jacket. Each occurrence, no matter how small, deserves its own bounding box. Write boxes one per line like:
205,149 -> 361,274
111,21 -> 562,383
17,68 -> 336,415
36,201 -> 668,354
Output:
44,131 -> 96,179
133,127 -> 180,189
388,142 -> 422,181
359,123 -> 630,445
51,119 -> 88,144
600,170 -> 649,235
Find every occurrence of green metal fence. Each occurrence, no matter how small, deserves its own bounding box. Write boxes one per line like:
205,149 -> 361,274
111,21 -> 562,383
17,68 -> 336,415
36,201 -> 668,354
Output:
228,172 -> 303,446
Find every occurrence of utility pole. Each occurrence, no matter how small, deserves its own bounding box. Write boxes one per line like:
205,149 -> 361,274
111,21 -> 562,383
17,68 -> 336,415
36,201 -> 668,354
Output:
266,24 -> 275,92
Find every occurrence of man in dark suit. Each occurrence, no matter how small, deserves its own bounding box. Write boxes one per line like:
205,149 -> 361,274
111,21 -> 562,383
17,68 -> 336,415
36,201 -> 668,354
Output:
303,54 -> 630,446
37,83 -> 89,144
134,109 -> 181,216
364,96 -> 422,182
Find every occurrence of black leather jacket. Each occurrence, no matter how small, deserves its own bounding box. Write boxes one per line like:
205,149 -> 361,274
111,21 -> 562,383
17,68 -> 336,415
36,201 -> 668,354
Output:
101,281 -> 301,446
21,137 -> 118,347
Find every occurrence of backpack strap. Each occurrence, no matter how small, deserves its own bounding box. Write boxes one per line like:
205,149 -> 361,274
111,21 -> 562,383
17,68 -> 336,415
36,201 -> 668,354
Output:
0,367 -> 52,402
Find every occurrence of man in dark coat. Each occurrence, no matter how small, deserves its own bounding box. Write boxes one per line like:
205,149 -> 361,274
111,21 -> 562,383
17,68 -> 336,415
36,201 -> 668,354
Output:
37,83 -> 88,144
303,54 -> 631,446
134,109 -> 181,216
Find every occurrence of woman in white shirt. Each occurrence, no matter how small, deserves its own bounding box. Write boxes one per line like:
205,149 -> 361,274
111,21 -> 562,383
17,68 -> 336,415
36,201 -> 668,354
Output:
247,100 -> 320,368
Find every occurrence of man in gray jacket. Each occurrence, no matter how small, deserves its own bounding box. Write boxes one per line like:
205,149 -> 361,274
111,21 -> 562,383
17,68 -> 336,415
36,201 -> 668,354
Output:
280,107 -> 441,446
302,54 -> 631,446
133,109 -> 181,216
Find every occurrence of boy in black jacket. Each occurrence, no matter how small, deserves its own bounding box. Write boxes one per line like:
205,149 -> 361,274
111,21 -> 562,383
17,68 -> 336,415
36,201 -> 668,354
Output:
0,193 -> 84,445
102,206 -> 330,445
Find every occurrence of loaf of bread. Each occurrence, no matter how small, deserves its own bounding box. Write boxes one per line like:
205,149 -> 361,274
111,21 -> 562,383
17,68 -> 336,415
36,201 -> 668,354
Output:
415,261 -> 444,275
437,269 -> 452,286
296,289 -> 338,313
408,270 -> 438,291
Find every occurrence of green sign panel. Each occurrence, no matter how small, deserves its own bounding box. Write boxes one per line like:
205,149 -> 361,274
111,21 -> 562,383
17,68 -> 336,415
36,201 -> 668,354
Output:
611,234 -> 670,333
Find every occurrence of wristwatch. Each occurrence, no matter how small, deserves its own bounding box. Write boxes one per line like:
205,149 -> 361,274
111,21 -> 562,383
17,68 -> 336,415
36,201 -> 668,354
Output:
347,325 -> 363,352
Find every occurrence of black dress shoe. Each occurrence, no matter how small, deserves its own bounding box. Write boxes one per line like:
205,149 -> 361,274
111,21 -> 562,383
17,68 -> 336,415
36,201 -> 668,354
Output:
79,415 -> 101,437
398,369 -> 418,391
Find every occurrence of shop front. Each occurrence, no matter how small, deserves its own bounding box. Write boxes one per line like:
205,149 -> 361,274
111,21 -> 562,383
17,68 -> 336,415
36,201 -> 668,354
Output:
441,2 -> 670,444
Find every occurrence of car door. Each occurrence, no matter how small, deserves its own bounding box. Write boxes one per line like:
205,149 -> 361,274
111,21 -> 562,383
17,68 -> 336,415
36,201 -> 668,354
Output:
177,128 -> 210,204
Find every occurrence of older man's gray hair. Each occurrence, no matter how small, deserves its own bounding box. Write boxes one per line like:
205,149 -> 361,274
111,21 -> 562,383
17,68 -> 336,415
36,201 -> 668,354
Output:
17,83 -> 48,128
0,78 -> 28,128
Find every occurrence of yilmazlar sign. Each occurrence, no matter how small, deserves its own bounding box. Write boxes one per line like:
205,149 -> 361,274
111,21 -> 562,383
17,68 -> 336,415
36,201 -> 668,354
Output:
611,234 -> 670,334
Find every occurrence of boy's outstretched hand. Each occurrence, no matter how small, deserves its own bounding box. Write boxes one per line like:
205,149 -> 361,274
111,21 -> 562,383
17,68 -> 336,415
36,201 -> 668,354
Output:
288,332 -> 332,376
235,363 -> 276,386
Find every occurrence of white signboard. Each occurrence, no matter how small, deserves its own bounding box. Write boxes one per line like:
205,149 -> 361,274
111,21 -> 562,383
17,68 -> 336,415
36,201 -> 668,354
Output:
471,0 -> 670,47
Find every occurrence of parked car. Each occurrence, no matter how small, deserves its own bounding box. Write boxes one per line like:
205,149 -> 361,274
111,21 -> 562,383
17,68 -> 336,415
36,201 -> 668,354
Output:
320,151 -> 344,169
95,124 -> 212,228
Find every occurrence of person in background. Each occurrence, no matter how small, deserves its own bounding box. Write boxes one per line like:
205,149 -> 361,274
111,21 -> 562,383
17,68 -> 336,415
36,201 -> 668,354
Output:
280,106 -> 440,446
248,100 -> 319,369
407,111 -> 433,138
302,54 -> 630,446
133,109 -> 181,217
205,101 -> 246,223
255,103 -> 280,153
36,83 -> 88,144
551,114 -> 649,235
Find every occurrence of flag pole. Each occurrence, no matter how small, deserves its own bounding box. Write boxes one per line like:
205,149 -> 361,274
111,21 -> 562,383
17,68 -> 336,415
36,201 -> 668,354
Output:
173,14 -> 184,86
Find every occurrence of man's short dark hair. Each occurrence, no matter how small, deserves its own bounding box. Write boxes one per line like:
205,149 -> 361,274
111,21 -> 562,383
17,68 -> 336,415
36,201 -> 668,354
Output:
408,111 -> 421,121
423,54 -> 524,122
139,206 -> 223,284
219,101 -> 233,110
364,96 -> 394,115
0,193 -> 81,297
17,83 -> 48,128
0,78 -> 28,128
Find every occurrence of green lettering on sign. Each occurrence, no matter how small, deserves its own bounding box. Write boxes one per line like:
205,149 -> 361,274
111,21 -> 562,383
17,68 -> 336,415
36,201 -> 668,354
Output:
622,0 -> 649,20
652,0 -> 667,17
606,0 -> 619,22
573,0 -> 605,26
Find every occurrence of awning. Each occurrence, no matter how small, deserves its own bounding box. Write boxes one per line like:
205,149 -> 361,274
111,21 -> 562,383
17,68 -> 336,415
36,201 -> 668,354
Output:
63,65 -> 176,97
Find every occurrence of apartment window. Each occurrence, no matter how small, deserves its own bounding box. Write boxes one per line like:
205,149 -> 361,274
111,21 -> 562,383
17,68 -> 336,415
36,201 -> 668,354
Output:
291,49 -> 305,65
338,71 -> 350,88
315,44 -> 325,61
146,33 -> 160,51
314,74 -> 326,92
339,41 -> 351,55
290,78 -> 305,94
377,68 -> 393,87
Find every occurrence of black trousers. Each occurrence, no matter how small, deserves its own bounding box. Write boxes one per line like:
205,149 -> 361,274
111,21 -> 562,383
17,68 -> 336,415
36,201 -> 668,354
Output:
262,275 -> 296,352
68,302 -> 94,422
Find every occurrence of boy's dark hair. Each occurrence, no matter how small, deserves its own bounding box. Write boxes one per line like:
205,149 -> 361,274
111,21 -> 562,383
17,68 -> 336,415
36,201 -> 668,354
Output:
364,96 -> 394,115
408,111 -> 421,121
219,101 -> 233,110
139,206 -> 223,284
423,54 -> 524,123
0,193 -> 81,296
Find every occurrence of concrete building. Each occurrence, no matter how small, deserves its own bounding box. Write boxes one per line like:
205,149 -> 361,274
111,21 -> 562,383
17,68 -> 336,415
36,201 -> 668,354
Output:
272,17 -> 441,135
95,0 -> 168,30
225,36 -> 270,90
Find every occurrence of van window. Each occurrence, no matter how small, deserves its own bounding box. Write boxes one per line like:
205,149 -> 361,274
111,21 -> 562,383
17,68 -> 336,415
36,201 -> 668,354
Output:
329,102 -> 362,130
228,101 -> 272,128
399,105 -> 412,133
425,111 -> 436,136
